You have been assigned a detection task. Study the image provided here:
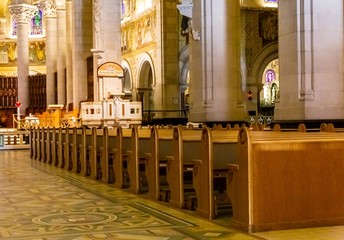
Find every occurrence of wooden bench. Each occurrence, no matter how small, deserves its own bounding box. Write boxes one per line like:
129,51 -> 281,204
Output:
81,127 -> 97,177
126,127 -> 151,194
114,126 -> 132,188
227,127 -> 344,233
70,127 -> 84,173
47,127 -> 56,165
166,126 -> 202,209
63,127 -> 75,171
36,127 -> 43,161
145,126 -> 174,201
100,126 -> 117,183
193,127 -> 238,219
45,127 -> 54,164
30,127 -> 37,159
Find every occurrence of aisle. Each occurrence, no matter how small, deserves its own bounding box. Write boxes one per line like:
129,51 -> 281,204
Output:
0,150 -> 257,240
1,150 -> 344,240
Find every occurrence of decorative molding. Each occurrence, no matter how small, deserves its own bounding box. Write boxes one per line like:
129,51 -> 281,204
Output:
36,0 -> 57,18
8,4 -> 37,24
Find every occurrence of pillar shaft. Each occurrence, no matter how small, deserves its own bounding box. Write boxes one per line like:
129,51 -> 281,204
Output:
38,0 -> 57,106
189,0 -> 245,122
8,4 -> 36,113
275,0 -> 344,120
92,0 -> 121,102
56,0 -> 67,106
65,0 -> 73,107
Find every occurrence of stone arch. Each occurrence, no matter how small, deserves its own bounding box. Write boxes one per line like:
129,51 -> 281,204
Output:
248,42 -> 278,114
136,52 -> 155,89
121,59 -> 133,97
135,52 -> 155,116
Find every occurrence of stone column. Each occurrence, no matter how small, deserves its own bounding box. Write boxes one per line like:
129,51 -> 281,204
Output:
56,0 -> 67,106
37,0 -> 57,106
189,0 -> 245,122
275,0 -> 344,120
8,3 -> 36,113
65,0 -> 73,107
92,0 -> 121,101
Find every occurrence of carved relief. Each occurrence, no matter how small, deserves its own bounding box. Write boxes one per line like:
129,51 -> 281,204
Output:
0,40 -> 46,64
36,0 -> 57,18
8,4 -> 37,23
121,11 -> 156,53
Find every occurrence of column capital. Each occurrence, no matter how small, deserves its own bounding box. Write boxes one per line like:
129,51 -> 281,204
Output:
8,4 -> 37,23
36,0 -> 57,18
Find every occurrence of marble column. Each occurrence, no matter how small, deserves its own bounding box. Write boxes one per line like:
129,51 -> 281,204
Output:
275,0 -> 344,120
65,0 -> 73,107
189,0 -> 245,122
92,0 -> 121,101
37,0 -> 57,106
56,0 -> 67,106
8,3 -> 36,113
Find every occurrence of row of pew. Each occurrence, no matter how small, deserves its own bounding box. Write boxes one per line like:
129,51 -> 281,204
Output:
30,122 -> 344,232
30,124 -> 239,221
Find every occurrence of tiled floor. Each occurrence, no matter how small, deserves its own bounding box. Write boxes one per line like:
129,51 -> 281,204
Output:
1,150 -> 344,240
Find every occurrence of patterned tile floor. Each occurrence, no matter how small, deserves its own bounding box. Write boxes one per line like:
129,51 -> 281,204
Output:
1,150 -> 344,240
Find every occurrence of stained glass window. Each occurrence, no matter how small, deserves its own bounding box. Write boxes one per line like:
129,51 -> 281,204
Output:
31,10 -> 43,35
12,19 -> 17,36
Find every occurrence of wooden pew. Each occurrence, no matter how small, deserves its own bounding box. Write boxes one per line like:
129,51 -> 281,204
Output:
63,127 -> 75,171
193,127 -> 238,219
114,126 -> 132,188
77,126 -> 87,175
89,127 -> 104,180
100,126 -> 117,183
41,127 -> 49,162
36,127 -> 42,161
45,127 -> 52,163
127,127 -> 151,194
30,127 -> 36,158
70,127 -> 84,173
56,127 -> 64,168
81,127 -> 97,177
49,127 -> 58,165
166,126 -> 202,209
145,126 -> 174,201
59,127 -> 70,169
227,127 -> 344,233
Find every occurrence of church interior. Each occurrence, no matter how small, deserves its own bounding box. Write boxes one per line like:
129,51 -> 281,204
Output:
1,0 -> 344,239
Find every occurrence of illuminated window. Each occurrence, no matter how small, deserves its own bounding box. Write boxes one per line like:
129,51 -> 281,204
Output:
12,10 -> 43,37
12,19 -> 17,36
31,10 -> 43,35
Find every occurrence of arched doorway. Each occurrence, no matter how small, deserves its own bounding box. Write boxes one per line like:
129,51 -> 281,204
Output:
137,60 -> 153,120
259,58 -> 279,116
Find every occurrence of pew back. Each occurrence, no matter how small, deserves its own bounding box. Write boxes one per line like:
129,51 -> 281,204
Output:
229,127 -> 344,232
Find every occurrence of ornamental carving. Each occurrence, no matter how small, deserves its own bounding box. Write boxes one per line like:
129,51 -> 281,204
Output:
8,4 -> 37,23
36,0 -> 57,18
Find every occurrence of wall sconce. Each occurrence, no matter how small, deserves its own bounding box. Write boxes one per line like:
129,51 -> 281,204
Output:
247,90 -> 253,101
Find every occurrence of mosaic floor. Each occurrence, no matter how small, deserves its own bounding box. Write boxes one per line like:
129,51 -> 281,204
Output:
1,150 -> 344,240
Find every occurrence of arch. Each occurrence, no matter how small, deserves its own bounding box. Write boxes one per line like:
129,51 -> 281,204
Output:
121,59 -> 133,94
135,52 -> 155,89
135,52 -> 155,118
250,42 -> 278,84
247,42 -> 278,115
